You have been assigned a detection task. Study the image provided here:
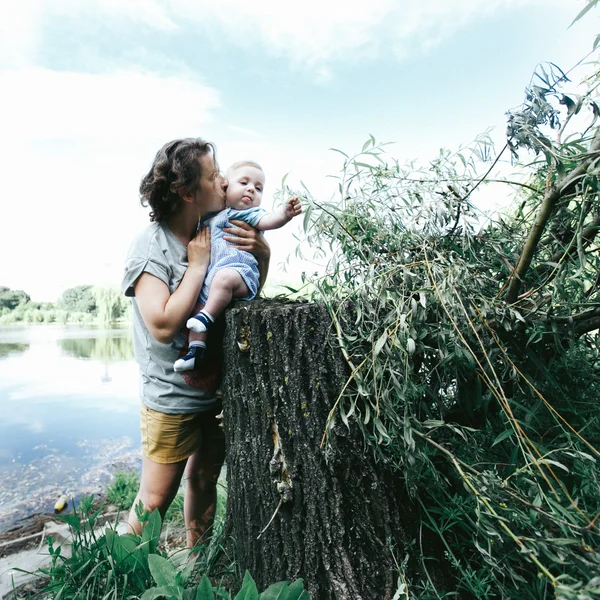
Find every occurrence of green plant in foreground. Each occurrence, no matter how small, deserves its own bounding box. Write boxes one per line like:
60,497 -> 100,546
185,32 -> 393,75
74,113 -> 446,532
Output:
40,495 -> 163,598
35,495 -> 308,599
106,471 -> 140,510
142,561 -> 309,600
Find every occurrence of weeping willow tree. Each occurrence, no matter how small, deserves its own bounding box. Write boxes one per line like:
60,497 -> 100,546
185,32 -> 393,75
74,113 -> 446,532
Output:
292,38 -> 600,599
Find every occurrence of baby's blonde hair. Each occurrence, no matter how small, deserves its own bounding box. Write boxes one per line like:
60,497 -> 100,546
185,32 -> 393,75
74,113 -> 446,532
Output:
226,160 -> 264,179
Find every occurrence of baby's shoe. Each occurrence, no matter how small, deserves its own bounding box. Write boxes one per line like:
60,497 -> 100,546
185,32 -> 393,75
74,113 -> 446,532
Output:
174,342 -> 206,372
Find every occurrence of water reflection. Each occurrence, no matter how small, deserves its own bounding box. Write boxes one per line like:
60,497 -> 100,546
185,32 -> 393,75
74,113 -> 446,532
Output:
59,332 -> 134,362
0,325 -> 141,531
0,342 -> 29,358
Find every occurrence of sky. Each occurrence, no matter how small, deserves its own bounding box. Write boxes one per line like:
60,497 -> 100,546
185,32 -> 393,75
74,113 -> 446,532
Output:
0,0 -> 598,302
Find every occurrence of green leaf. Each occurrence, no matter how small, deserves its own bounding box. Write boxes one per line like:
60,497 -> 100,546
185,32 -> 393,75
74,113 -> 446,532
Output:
546,538 -> 580,546
141,586 -> 177,600
148,554 -> 178,588
87,506 -> 104,527
56,513 -> 81,532
569,0 -> 598,27
179,556 -> 198,587
104,527 -> 117,553
373,330 -> 388,356
142,509 -> 162,554
104,528 -> 143,572
329,148 -> 349,158
541,459 -> 569,473
285,579 -> 308,600
196,575 -> 216,600
258,581 -> 288,599
234,571 -> 259,600
492,429 -> 514,447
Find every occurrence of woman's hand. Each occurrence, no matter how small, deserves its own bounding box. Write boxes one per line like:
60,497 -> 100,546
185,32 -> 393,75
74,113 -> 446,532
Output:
134,227 -> 211,344
187,226 -> 211,270
224,220 -> 270,292
223,220 -> 271,261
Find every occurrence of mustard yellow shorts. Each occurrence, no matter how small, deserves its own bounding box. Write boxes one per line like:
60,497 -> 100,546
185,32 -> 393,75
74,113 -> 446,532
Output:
140,404 -> 223,464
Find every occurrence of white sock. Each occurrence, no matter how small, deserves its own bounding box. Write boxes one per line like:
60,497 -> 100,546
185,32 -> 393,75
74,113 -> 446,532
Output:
200,310 -> 215,323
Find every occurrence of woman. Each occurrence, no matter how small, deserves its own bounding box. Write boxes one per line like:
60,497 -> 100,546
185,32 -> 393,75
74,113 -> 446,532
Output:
121,138 -> 270,547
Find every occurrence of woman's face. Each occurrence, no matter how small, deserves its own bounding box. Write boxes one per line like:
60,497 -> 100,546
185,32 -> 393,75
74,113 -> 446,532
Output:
195,153 -> 226,214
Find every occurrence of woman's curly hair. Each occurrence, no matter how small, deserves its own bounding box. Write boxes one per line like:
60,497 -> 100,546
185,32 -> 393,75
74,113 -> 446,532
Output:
140,138 -> 216,222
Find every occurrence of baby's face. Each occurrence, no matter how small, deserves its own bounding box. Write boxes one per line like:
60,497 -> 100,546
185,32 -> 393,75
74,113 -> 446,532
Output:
226,166 -> 265,211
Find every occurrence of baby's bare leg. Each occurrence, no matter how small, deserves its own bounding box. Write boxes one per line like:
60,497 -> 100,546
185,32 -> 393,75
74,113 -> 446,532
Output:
203,268 -> 250,317
186,269 -> 249,336
176,271 -> 249,372
188,329 -> 206,345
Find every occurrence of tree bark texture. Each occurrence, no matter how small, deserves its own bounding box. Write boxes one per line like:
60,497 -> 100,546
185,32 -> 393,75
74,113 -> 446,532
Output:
222,300 -> 416,600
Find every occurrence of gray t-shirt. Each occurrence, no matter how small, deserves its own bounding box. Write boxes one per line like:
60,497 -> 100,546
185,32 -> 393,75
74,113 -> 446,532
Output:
122,221 -> 219,414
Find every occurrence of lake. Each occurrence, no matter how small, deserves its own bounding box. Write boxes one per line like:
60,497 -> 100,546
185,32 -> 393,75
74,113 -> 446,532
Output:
0,325 -> 141,532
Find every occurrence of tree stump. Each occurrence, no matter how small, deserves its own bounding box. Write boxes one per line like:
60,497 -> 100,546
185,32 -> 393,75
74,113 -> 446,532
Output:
222,300 -> 415,600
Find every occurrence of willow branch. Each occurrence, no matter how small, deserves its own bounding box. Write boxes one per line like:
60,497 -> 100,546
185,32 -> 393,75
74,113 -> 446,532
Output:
548,216 -> 600,264
575,316 -> 600,336
505,128 -> 600,303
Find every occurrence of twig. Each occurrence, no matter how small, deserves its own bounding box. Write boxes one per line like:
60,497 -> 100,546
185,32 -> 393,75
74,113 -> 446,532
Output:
459,143 -> 508,204
320,357 -> 367,448
481,315 -> 600,463
503,488 -> 596,534
412,429 -> 479,476
448,451 -> 559,589
423,247 -> 556,495
452,290 -> 561,498
391,176 -> 540,193
257,498 -> 283,540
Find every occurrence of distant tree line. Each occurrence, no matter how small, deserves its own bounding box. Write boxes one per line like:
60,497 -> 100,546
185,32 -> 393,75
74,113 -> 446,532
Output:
0,284 -> 129,325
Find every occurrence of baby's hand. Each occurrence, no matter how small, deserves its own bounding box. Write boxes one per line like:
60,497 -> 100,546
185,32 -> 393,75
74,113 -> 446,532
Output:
283,196 -> 302,221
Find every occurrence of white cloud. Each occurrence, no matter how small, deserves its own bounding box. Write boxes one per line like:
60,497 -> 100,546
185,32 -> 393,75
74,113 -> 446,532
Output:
227,125 -> 261,138
1,0 -> 176,68
0,0 -> 42,67
2,0 -> 569,71
126,0 -> 566,69
92,0 -> 176,30
0,68 -> 221,301
0,68 -> 219,142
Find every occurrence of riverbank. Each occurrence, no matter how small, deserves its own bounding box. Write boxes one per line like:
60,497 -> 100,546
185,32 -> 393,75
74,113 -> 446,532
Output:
0,469 -> 227,599
0,499 -> 129,598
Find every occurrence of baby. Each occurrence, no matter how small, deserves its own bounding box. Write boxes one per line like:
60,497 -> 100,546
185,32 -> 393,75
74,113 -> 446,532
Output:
174,160 -> 302,372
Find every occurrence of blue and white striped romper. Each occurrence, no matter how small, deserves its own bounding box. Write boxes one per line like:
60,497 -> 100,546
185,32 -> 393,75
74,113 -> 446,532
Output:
198,207 -> 268,305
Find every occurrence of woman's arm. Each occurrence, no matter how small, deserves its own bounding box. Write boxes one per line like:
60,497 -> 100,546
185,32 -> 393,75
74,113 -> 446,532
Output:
223,220 -> 271,293
134,228 -> 211,344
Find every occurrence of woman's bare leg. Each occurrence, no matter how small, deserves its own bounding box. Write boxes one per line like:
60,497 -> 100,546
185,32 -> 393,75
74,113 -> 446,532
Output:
183,412 -> 226,547
127,457 -> 187,535
127,411 -> 225,545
